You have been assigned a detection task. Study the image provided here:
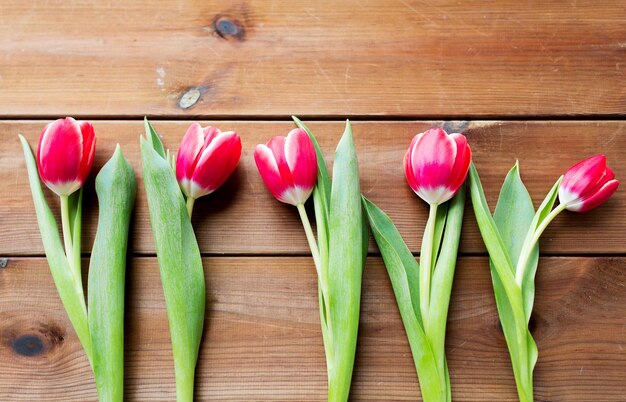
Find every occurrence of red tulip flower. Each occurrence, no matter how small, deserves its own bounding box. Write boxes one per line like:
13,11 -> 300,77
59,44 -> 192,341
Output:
558,155 -> 619,212
254,128 -> 318,206
175,123 -> 242,203
404,128 -> 472,206
36,117 -> 96,196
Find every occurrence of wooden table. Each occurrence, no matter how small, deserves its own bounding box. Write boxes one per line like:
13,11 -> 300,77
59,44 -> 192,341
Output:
1,1 -> 624,401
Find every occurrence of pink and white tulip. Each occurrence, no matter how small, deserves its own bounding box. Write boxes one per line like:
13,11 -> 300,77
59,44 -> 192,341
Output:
558,155 -> 619,212
176,123 -> 242,199
254,128 -> 318,206
404,128 -> 472,205
36,117 -> 96,196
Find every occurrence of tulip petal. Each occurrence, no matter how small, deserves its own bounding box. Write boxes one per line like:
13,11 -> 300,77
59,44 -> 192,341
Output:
267,136 -> 296,189
566,179 -> 619,212
403,133 -> 422,193
559,155 -> 607,204
78,121 -> 96,184
447,133 -> 472,193
284,128 -> 317,192
37,117 -> 84,195
254,144 -> 290,203
411,128 -> 457,201
176,123 -> 205,182
190,131 -> 242,198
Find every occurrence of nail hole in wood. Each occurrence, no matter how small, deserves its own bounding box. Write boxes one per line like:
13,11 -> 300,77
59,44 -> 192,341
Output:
0,258 -> 8,268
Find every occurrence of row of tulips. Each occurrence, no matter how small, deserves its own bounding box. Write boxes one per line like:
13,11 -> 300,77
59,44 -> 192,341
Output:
21,117 -> 618,402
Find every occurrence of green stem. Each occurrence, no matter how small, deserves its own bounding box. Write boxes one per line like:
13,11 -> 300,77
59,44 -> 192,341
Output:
60,195 -> 80,282
175,367 -> 194,402
420,203 -> 438,331
298,203 -> 335,374
186,196 -> 195,218
515,203 -> 567,284
297,203 -> 322,278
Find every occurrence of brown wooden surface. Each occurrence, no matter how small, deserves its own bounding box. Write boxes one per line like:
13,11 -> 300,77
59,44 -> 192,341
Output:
1,257 -> 624,401
1,0 -> 625,400
2,120 -> 624,256
0,1 -> 625,117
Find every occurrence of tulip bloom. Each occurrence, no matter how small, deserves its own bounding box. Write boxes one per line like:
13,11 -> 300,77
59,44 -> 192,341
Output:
404,128 -> 471,206
558,155 -> 619,212
175,123 -> 242,214
37,117 -> 96,196
254,128 -> 318,206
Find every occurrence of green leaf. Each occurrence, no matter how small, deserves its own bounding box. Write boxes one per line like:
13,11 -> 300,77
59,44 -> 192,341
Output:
326,122 -> 365,402
144,117 -> 166,158
363,196 -> 445,402
469,163 -> 534,402
492,162 -> 538,324
18,135 -> 93,365
294,117 -> 336,373
88,145 -> 136,402
141,132 -> 205,402
493,162 -> 536,272
467,164 -> 517,287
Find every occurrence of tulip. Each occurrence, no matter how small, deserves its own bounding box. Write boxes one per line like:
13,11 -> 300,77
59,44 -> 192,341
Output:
404,128 -> 471,206
558,154 -> 619,212
254,127 -> 320,273
175,123 -> 242,215
403,128 -> 471,330
36,117 -> 96,197
253,128 -> 318,206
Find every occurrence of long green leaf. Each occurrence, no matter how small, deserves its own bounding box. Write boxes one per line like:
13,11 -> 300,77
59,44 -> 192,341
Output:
469,163 -> 534,402
363,196 -> 444,402
141,135 -> 205,402
298,118 -> 333,362
492,162 -> 538,322
19,135 -> 93,366
88,146 -> 136,402
327,122 -> 364,402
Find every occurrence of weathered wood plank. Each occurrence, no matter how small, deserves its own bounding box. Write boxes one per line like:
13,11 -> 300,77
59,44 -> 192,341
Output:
0,257 -> 624,400
0,1 -> 624,117
2,120 -> 624,256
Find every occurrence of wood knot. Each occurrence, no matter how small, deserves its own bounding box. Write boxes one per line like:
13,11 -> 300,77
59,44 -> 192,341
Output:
442,121 -> 470,133
4,323 -> 65,358
213,15 -> 245,41
178,87 -> 202,109
13,335 -> 44,356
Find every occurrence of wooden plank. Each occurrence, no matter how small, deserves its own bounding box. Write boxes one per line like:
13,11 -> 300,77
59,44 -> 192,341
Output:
2,120 -> 624,256
0,1 -> 624,117
0,257 -> 624,400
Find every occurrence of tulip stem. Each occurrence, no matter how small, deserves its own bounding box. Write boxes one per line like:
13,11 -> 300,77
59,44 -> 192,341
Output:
296,203 -> 321,278
186,197 -> 195,218
420,203 -> 438,331
515,202 -> 567,285
60,195 -> 77,279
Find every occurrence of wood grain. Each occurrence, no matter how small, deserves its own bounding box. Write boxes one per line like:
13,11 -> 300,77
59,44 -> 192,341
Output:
1,257 -> 624,401
0,1 -> 624,117
1,120 -> 624,256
